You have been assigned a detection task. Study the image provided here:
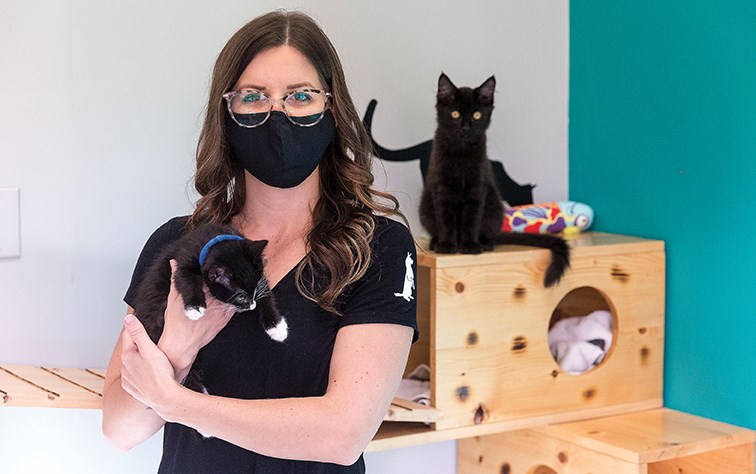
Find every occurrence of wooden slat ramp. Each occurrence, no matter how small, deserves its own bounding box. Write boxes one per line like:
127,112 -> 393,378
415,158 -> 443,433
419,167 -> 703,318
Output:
0,365 -> 443,424
0,365 -> 105,409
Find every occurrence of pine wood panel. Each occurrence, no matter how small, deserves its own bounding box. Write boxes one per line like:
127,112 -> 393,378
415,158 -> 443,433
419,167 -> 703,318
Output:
367,399 -> 660,453
417,232 -> 664,269
0,365 -> 439,424
0,365 -> 104,408
458,428 -> 645,474
533,408 -> 756,464
85,368 -> 107,378
457,409 -> 755,474
384,397 -> 442,423
431,250 -> 666,351
43,367 -> 106,396
649,443 -> 755,474
422,233 -> 665,430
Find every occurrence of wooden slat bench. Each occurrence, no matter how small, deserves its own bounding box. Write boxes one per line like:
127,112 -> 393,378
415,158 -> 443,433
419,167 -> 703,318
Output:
0,365 -> 441,424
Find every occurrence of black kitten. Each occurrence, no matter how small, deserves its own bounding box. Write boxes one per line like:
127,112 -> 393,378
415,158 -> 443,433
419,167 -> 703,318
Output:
132,224 -> 286,389
419,73 -> 570,287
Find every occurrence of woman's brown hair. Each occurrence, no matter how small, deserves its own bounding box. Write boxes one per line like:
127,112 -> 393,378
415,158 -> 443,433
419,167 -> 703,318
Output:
188,10 -> 405,314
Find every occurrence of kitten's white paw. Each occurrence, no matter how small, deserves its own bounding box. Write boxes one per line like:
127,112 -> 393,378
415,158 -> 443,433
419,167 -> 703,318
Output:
185,306 -> 205,320
248,300 -> 257,311
266,318 -> 288,342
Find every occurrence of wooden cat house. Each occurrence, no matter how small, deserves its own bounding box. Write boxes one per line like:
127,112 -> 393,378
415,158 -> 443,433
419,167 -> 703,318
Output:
404,232 -> 665,432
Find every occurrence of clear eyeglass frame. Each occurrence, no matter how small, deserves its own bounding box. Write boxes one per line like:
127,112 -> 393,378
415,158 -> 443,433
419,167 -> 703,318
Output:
222,88 -> 332,128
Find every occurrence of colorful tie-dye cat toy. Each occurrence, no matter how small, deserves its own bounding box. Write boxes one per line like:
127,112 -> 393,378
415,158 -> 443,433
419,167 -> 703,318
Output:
503,201 -> 593,235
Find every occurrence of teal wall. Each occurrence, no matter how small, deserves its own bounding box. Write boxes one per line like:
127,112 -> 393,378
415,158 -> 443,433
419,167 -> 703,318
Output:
570,1 -> 756,429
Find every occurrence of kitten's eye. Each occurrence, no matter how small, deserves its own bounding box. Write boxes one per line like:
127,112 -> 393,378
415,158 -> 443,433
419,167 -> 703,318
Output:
451,111 -> 460,119
472,111 -> 482,120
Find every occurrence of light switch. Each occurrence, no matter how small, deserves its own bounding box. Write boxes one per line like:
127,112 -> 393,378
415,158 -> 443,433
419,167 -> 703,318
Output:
0,187 -> 21,258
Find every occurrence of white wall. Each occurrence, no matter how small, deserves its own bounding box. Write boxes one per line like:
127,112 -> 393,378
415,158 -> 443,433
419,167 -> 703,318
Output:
0,1 -> 568,472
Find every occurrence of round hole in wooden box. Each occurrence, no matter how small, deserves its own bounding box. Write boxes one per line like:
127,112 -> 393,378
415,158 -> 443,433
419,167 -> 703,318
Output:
548,286 -> 618,375
527,465 -> 557,474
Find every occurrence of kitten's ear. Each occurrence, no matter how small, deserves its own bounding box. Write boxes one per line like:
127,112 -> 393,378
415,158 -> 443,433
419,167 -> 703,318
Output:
248,239 -> 268,255
208,266 -> 232,288
476,76 -> 496,105
437,73 -> 457,101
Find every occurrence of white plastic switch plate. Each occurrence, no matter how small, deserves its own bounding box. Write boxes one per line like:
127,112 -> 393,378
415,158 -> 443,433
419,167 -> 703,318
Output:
0,187 -> 21,258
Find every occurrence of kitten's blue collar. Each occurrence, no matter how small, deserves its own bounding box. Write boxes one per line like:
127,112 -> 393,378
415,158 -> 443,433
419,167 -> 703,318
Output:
199,234 -> 244,266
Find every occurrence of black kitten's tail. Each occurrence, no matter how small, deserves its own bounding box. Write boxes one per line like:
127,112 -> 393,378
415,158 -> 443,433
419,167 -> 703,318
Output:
493,232 -> 570,287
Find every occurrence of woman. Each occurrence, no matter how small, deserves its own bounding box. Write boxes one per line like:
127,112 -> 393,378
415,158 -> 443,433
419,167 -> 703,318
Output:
102,10 -> 417,473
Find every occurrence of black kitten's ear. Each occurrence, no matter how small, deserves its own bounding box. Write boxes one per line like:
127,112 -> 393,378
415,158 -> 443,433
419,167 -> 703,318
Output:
437,73 -> 457,101
247,239 -> 268,255
476,76 -> 496,105
208,266 -> 232,288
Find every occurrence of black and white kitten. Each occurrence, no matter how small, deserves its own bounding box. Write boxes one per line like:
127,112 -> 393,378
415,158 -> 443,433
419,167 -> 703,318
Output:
132,223 -> 287,390
419,73 -> 570,287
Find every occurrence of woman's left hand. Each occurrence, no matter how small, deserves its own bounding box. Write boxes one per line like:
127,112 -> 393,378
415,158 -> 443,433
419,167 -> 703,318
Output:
120,314 -> 180,411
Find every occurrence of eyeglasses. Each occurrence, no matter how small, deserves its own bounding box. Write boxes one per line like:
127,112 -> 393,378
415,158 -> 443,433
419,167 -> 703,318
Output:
222,88 -> 332,128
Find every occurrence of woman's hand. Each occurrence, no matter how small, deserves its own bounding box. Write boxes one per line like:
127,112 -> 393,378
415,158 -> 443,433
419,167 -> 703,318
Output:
157,260 -> 237,381
120,314 -> 180,411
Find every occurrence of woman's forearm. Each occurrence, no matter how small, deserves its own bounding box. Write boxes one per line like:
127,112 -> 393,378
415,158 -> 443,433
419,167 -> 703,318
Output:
157,387 -> 369,465
102,373 -> 167,451
102,331 -> 167,451
150,324 -> 413,465
115,320 -> 412,464
102,326 -> 193,451
103,297 -> 233,451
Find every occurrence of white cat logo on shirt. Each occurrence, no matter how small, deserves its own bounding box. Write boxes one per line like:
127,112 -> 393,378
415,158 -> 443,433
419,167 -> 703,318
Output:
394,252 -> 415,302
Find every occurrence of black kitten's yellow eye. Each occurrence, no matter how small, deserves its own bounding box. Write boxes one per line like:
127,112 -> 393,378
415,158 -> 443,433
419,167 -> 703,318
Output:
451,111 -> 460,119
473,111 -> 482,120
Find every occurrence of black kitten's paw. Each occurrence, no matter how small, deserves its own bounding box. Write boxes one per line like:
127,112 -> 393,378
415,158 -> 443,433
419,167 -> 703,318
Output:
460,242 -> 483,254
434,241 -> 458,254
184,306 -> 206,320
479,238 -> 495,251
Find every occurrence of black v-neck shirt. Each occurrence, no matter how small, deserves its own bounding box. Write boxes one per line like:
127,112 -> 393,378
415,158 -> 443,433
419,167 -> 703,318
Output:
123,215 -> 418,473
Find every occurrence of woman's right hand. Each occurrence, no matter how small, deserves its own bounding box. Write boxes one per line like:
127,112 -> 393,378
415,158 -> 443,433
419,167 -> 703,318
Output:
157,259 -> 236,381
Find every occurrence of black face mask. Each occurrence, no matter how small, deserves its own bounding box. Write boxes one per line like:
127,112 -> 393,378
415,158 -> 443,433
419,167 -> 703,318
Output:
226,110 -> 336,189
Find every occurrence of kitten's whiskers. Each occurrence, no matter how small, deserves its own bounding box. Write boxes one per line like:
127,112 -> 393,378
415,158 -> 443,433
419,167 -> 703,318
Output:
253,276 -> 271,301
